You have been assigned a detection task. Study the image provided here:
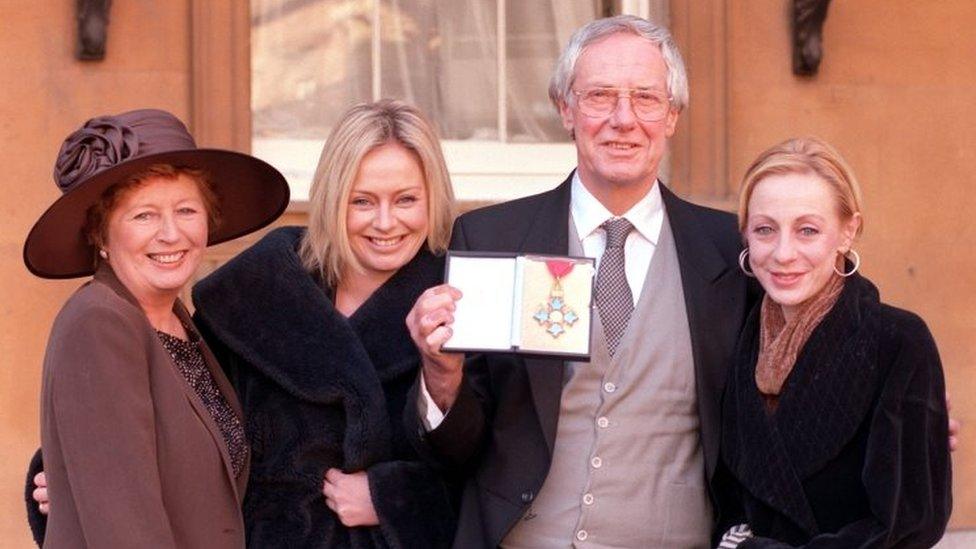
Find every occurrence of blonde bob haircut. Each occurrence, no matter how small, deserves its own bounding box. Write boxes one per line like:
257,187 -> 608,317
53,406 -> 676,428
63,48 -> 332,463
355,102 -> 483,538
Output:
299,99 -> 455,286
737,136 -> 864,237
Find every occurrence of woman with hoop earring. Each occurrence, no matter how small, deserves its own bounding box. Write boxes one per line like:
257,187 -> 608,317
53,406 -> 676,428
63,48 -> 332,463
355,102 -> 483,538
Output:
715,137 -> 951,547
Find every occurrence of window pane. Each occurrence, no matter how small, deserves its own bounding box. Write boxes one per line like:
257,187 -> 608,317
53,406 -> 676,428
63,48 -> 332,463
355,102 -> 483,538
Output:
252,0 -> 597,143
506,1 -> 595,142
378,0 -> 498,140
250,0 -> 635,199
251,0 -> 373,139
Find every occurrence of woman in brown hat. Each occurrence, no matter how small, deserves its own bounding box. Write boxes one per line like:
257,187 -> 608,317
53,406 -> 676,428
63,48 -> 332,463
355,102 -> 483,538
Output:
24,109 -> 289,548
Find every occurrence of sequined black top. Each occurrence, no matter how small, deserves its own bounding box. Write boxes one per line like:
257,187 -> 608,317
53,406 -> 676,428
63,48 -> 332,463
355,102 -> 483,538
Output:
156,329 -> 248,478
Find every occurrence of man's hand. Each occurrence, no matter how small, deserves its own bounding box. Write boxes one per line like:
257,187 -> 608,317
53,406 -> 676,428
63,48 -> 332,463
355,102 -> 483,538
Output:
406,284 -> 465,411
33,471 -> 49,515
322,469 -> 379,527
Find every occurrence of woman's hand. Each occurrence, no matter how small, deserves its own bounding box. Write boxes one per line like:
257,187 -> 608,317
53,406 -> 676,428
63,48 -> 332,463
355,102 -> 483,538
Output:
948,391 -> 961,452
322,469 -> 379,527
33,471 -> 49,515
406,284 -> 465,411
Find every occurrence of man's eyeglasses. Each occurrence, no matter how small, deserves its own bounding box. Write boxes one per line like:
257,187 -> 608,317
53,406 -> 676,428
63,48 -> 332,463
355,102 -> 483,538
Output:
571,87 -> 673,122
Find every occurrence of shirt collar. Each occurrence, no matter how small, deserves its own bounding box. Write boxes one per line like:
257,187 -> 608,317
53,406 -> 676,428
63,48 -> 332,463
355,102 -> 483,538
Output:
570,170 -> 665,245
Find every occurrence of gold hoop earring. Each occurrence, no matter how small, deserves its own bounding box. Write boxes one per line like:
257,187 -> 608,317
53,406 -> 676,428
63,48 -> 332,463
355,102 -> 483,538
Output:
834,249 -> 860,277
738,248 -> 755,278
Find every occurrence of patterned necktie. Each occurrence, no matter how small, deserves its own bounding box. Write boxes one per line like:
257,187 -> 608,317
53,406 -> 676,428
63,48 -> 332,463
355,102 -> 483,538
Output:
595,218 -> 635,357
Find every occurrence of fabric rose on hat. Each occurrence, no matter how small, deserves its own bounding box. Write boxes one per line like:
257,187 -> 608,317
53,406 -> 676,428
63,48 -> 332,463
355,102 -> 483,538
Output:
53,115 -> 140,192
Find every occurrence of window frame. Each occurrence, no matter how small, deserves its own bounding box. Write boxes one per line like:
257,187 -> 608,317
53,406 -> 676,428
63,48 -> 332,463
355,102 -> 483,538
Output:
190,0 -> 731,210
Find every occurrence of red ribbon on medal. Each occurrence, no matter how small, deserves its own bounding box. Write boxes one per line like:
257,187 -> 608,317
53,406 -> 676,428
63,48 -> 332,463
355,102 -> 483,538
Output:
546,259 -> 575,279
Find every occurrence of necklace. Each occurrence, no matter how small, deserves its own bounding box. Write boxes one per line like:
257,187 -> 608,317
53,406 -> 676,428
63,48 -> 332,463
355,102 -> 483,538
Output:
533,259 -> 580,338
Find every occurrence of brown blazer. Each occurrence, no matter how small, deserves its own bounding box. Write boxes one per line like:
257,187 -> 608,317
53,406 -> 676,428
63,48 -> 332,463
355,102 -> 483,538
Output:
39,265 -> 249,548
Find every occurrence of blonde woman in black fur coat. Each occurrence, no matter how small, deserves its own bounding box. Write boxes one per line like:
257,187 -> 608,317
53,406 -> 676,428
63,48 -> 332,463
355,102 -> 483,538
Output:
190,100 -> 457,548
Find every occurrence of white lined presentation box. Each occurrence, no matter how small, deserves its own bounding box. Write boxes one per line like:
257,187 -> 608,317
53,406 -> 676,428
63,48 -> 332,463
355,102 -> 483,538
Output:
443,251 -> 595,360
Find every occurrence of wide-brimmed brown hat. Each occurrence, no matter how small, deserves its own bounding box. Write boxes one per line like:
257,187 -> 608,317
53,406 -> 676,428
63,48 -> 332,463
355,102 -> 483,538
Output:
24,109 -> 290,279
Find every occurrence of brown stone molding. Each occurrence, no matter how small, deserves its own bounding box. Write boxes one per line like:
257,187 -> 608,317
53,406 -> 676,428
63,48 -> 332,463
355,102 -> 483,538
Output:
668,0 -> 734,209
189,0 -> 257,278
190,0 -> 251,151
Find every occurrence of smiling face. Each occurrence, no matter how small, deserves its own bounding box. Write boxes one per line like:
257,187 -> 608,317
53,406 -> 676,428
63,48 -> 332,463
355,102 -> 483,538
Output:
104,174 -> 209,308
344,142 -> 429,286
559,32 -> 679,209
745,172 -> 860,321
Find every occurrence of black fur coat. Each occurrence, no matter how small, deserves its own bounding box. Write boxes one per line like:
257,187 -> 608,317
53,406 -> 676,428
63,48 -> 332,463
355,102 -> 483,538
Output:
193,227 -> 455,548
719,273 -> 951,547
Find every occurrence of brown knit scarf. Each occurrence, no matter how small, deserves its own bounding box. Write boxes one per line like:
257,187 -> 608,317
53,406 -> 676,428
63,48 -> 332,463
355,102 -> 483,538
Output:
756,274 -> 845,408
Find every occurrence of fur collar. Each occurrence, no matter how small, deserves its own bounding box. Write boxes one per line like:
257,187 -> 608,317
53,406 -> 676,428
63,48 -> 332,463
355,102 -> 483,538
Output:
192,226 -> 444,404
722,273 -> 883,535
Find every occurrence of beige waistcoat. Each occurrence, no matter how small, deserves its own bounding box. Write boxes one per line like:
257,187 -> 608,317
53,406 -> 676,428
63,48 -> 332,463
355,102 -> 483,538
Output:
502,213 -> 712,548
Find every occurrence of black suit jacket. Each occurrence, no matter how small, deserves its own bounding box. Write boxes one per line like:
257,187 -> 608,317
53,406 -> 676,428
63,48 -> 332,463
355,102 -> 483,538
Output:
406,175 -> 756,548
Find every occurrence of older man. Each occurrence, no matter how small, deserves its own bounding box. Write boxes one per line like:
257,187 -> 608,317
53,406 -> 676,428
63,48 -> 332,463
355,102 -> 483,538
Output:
407,15 -> 753,548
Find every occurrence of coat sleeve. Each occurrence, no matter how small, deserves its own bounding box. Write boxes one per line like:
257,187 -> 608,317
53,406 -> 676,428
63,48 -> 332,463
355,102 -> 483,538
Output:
404,217 -> 495,472
405,359 -> 492,472
366,459 -> 457,548
46,304 -> 178,548
741,314 -> 952,549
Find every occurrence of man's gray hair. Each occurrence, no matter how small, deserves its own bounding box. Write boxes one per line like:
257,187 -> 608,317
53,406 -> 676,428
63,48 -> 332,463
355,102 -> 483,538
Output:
548,15 -> 689,112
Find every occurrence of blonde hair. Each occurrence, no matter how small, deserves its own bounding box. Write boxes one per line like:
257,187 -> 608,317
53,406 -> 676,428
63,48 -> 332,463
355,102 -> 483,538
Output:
299,99 -> 455,286
738,137 -> 864,236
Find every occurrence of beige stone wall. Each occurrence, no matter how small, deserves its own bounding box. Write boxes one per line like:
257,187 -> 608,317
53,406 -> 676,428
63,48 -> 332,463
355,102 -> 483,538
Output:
0,1 -> 191,545
677,0 -> 976,528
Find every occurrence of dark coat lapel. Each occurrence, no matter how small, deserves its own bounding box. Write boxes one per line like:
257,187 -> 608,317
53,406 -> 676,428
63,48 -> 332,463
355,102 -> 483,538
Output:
93,264 -> 246,499
193,228 -> 375,404
660,185 -> 741,479
726,313 -> 819,535
724,275 -> 884,536
660,185 -> 729,283
774,275 -> 883,476
193,227 -> 443,469
347,249 -> 446,383
517,175 -> 572,456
